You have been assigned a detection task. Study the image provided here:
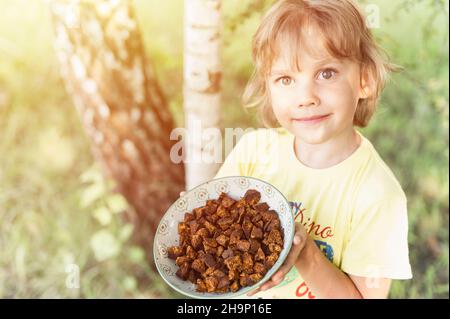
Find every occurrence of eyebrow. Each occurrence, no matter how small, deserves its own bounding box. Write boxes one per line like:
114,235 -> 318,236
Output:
269,58 -> 341,76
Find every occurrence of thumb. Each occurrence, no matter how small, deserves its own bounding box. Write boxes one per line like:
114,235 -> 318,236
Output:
292,222 -> 307,248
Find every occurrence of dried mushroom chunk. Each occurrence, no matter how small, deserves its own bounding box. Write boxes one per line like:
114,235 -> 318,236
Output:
167,189 -> 284,293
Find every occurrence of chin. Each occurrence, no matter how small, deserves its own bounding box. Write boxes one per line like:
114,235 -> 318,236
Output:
290,127 -> 329,145
297,134 -> 328,145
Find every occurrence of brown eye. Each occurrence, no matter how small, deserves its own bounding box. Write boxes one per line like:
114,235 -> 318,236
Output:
319,69 -> 336,80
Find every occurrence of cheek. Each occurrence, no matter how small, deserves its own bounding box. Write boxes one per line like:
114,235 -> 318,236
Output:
271,102 -> 293,128
270,89 -> 290,116
318,80 -> 360,114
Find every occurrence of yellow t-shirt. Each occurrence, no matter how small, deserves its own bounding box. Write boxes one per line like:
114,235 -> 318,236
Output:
214,127 -> 412,299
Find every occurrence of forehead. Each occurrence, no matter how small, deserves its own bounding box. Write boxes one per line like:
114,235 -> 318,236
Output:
270,51 -> 337,73
269,25 -> 335,72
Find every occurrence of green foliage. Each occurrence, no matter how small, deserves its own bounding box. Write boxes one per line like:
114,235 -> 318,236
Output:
359,0 -> 448,298
0,0 -> 447,298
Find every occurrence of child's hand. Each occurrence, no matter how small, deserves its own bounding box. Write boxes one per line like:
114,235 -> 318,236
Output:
247,222 -> 308,297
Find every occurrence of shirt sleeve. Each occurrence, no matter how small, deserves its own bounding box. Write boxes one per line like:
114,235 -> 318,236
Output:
214,132 -> 256,179
340,193 -> 413,280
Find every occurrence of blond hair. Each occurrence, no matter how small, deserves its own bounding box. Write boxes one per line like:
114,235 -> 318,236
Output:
243,0 -> 399,128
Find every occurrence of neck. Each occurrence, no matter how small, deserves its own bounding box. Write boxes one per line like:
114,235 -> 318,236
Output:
294,128 -> 361,169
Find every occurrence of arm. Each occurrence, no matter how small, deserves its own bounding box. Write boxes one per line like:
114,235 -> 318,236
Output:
248,223 -> 392,299
295,236 -> 363,298
297,237 -> 391,298
348,274 -> 391,299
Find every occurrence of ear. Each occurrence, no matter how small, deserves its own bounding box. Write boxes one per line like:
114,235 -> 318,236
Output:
359,68 -> 374,99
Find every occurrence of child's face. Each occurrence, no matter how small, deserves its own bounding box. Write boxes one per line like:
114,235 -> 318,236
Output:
267,39 -> 368,145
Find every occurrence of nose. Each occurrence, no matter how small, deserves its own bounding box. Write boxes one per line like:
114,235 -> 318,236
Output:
295,79 -> 319,108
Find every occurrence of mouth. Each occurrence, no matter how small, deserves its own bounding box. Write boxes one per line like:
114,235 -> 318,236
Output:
292,114 -> 331,124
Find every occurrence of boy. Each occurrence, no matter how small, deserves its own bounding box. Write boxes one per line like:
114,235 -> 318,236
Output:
215,0 -> 412,298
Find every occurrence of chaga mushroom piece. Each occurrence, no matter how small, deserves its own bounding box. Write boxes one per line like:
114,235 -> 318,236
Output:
196,227 -> 210,239
255,202 -> 270,212
230,280 -> 240,292
250,226 -> 263,240
239,273 -> 258,287
176,262 -> 190,280
222,247 -> 234,260
243,189 -> 261,205
216,245 -> 224,258
184,212 -> 195,223
176,256 -> 190,267
242,252 -> 254,274
261,210 -> 278,223
168,188 -> 284,294
178,222 -> 190,236
167,246 -> 184,260
266,229 -> 284,245
242,218 -> 253,239
203,237 -> 218,248
253,262 -> 267,275
236,240 -> 250,252
249,273 -> 263,285
203,244 -> 217,255
191,258 -> 206,274
187,270 -> 199,284
191,234 -> 203,250
217,216 -> 234,230
251,213 -> 262,224
216,234 -> 229,247
196,279 -> 208,292
268,243 -> 282,254
205,276 -> 219,293
217,276 -> 231,290
204,221 -> 217,235
202,253 -> 217,268
228,269 -> 238,281
265,252 -> 279,269
186,245 -> 197,260
216,205 -> 230,218
220,193 -> 237,208
229,229 -> 243,246
194,206 -> 211,219
255,247 -> 265,262
224,255 -> 242,272
264,218 -> 281,232
189,220 -> 200,235
249,239 -> 261,255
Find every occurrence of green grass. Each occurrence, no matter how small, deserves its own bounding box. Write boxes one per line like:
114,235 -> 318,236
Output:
0,0 -> 448,298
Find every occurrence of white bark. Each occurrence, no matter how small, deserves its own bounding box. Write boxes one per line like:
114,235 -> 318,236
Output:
184,0 -> 222,190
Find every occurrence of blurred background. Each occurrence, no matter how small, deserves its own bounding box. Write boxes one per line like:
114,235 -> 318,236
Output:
0,0 -> 448,298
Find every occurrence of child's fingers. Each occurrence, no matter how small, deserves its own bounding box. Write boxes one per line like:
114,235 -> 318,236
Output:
247,271 -> 286,296
246,287 -> 261,297
246,276 -> 282,297
255,275 -> 284,294
282,232 -> 305,266
294,222 -> 307,241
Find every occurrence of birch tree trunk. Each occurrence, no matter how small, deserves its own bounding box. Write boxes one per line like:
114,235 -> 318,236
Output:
184,0 -> 222,190
50,0 -> 185,254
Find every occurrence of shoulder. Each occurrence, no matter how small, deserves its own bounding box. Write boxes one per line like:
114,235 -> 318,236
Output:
354,134 -> 407,209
